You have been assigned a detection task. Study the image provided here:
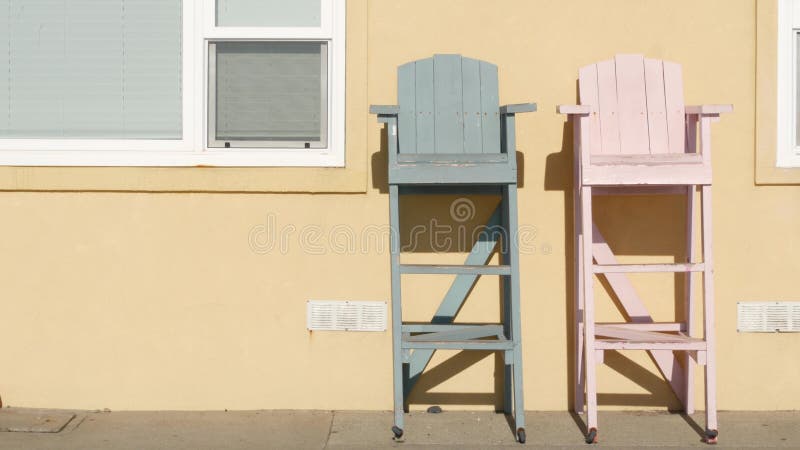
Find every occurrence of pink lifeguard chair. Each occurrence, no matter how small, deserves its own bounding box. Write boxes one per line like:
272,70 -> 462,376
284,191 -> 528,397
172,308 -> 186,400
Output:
559,54 -> 732,445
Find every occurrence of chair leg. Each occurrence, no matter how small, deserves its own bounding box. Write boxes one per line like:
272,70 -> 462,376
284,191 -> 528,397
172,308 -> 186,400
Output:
581,186 -> 599,443
501,200 -> 513,416
504,185 -> 525,439
574,185 -> 586,414
684,185 -> 697,414
701,185 -> 718,443
389,185 -> 404,438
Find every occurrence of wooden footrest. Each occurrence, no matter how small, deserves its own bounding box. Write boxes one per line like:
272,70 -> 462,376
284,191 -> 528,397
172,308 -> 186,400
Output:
594,324 -> 706,350
401,335 -> 513,351
592,263 -> 705,273
400,264 -> 511,275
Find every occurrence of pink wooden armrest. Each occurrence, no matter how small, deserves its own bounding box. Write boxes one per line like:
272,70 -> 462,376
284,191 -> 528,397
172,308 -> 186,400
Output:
557,105 -> 593,115
685,104 -> 733,115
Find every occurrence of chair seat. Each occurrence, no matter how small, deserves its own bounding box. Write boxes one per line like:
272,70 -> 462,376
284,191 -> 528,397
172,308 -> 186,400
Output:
389,153 -> 516,185
583,154 -> 711,186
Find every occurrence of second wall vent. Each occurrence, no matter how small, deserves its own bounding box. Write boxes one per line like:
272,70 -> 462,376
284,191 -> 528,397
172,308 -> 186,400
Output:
737,301 -> 800,333
307,300 -> 387,332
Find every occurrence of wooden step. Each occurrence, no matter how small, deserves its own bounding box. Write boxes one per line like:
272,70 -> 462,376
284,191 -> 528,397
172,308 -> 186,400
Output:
403,324 -> 504,342
401,335 -> 514,351
400,264 -> 511,275
594,325 -> 706,351
592,263 -> 705,274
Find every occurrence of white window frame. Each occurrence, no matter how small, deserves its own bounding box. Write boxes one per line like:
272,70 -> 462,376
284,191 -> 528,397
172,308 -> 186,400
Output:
0,0 -> 346,167
778,0 -> 800,167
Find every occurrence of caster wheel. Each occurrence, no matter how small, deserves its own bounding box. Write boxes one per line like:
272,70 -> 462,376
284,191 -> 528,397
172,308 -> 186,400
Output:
585,428 -> 598,444
517,428 -> 526,444
391,426 -> 404,439
705,429 -> 718,445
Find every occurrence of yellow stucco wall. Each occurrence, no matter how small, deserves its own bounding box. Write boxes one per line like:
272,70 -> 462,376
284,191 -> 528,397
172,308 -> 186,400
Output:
0,0 -> 798,412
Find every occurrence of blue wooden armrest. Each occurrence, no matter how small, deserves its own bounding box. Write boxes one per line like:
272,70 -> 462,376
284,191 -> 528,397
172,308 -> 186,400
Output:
500,103 -> 537,115
370,105 -> 400,115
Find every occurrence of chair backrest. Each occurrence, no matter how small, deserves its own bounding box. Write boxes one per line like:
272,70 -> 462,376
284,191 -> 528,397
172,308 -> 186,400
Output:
397,54 -> 501,154
579,54 -> 686,155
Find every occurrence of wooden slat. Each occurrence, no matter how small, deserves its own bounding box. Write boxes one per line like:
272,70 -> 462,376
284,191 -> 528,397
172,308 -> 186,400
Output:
461,57 -> 483,153
405,324 -> 503,342
595,339 -> 706,351
433,54 -> 464,154
596,59 -> 621,154
578,64 -> 603,155
398,62 -> 417,154
592,263 -> 705,273
615,54 -> 650,154
663,61 -> 686,153
596,325 -> 689,342
400,264 -> 511,275
582,162 -> 711,186
596,322 -> 687,332
388,163 -> 516,185
479,61 -> 501,154
402,339 -> 513,351
685,104 -> 732,115
644,58 -> 669,154
414,57 -> 435,153
396,153 -> 508,164
401,323 -> 503,333
591,153 -> 703,165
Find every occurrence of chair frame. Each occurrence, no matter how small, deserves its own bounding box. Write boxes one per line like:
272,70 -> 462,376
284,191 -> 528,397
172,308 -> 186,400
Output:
559,54 -> 732,445
371,54 -> 535,444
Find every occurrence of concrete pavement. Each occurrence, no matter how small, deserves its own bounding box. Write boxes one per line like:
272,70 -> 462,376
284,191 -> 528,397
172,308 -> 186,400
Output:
0,409 -> 797,449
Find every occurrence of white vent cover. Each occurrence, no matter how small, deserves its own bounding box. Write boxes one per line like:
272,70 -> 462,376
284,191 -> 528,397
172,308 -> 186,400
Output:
307,301 -> 387,332
737,302 -> 800,333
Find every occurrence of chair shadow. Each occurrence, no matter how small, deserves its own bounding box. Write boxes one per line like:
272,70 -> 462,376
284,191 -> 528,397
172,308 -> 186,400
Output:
679,413 -> 707,440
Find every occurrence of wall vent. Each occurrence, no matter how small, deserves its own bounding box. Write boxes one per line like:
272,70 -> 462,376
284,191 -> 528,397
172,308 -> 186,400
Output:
307,301 -> 387,332
737,301 -> 800,333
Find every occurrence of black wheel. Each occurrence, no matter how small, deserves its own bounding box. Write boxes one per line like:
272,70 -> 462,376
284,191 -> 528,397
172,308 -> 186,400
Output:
585,428 -> 598,444
391,425 -> 404,439
517,428 -> 526,444
426,405 -> 442,414
705,429 -> 718,445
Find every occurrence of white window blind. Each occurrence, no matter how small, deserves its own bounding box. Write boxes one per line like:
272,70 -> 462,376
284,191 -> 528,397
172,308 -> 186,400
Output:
216,0 -> 321,27
0,0 -> 182,139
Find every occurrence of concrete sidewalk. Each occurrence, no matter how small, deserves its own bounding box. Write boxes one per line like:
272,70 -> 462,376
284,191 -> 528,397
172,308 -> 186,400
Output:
0,409 -> 797,449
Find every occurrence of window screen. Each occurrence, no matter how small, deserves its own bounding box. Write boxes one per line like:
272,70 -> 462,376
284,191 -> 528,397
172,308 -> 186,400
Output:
208,42 -> 327,149
0,0 -> 182,139
216,0 -> 321,27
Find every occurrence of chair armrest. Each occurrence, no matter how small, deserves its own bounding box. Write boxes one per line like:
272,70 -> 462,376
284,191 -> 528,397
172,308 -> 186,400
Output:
685,104 -> 733,115
369,105 -> 400,115
557,105 -> 593,115
500,103 -> 537,114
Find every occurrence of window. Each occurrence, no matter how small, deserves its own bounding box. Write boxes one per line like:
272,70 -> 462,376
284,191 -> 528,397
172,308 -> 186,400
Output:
778,0 -> 800,167
0,0 -> 345,167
